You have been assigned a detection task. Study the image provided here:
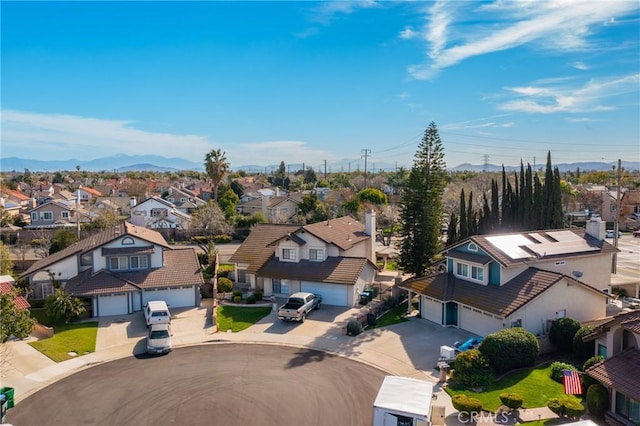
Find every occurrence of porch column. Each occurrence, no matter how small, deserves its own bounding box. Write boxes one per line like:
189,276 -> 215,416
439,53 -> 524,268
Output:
407,291 -> 413,314
636,283 -> 639,299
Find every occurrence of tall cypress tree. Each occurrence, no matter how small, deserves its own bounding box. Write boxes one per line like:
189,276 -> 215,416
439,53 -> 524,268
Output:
542,151 -> 554,228
518,161 -> 526,223
398,122 -> 447,277
467,191 -> 476,235
551,167 -> 564,228
491,178 -> 500,230
524,163 -> 533,229
479,193 -> 491,234
459,188 -> 468,239
501,165 -> 508,226
446,212 -> 458,246
533,173 -> 544,229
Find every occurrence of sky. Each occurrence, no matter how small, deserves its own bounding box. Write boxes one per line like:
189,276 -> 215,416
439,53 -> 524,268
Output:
1,1 -> 639,171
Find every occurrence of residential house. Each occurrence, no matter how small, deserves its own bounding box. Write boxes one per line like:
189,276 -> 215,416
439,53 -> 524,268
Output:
0,275 -> 30,310
20,221 -> 203,317
239,189 -> 302,223
230,212 -> 379,306
130,196 -> 191,229
164,187 -> 206,215
1,188 -> 31,208
400,216 -> 616,337
584,309 -> 640,425
26,200 -> 90,229
619,190 -> 640,231
602,190 -> 619,223
77,186 -> 103,203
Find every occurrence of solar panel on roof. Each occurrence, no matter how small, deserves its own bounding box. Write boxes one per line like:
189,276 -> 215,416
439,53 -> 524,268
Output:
485,235 -> 533,259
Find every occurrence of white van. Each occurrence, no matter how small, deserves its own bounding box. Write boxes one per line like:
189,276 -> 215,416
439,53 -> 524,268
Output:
143,300 -> 171,327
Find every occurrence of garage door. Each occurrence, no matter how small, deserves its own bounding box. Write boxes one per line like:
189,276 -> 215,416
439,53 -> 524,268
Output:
142,287 -> 196,308
301,282 -> 348,307
97,294 -> 129,316
460,306 -> 501,337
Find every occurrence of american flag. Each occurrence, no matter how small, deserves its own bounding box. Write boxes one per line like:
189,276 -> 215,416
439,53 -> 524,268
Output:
563,370 -> 583,395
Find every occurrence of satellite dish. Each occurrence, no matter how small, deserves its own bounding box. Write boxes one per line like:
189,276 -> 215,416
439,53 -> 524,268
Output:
572,271 -> 583,278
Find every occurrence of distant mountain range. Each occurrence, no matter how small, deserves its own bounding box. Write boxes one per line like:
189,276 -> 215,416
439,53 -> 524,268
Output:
0,155 -> 638,174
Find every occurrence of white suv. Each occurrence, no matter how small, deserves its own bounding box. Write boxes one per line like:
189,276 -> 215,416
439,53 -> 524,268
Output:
143,301 -> 171,327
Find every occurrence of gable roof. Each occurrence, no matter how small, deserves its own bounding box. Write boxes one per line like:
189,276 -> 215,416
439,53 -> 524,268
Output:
257,256 -> 373,286
2,188 -> 30,201
401,267 -> 606,318
136,196 -> 176,209
585,348 -> 640,400
0,276 -> 31,310
79,187 -> 103,197
21,221 -> 172,278
583,309 -> 640,341
301,216 -> 369,251
66,248 -> 203,296
229,224 -> 300,273
447,228 -> 617,268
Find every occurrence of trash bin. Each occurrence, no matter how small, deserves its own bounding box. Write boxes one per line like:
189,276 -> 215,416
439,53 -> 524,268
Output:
359,292 -> 369,305
364,288 -> 374,301
0,387 -> 14,409
0,394 -> 6,422
367,313 -> 377,326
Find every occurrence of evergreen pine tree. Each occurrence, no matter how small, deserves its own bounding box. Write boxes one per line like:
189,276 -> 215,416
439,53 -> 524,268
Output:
533,173 -> 544,229
491,178 -> 500,230
551,167 -> 564,228
446,212 -> 458,246
467,191 -> 476,235
459,188 -> 468,239
501,166 -> 508,227
398,122 -> 447,277
543,151 -> 554,228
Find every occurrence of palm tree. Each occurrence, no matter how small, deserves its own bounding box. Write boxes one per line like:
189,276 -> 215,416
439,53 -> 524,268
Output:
204,149 -> 230,201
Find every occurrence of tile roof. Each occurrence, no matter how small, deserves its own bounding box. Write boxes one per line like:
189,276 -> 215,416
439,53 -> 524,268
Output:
583,310 -> 640,341
302,216 -> 370,251
257,256 -> 371,285
0,281 -> 31,309
67,249 -> 203,296
449,228 -> 618,268
21,221 -> 171,278
229,224 -> 301,273
401,267 -> 606,317
585,348 -> 640,400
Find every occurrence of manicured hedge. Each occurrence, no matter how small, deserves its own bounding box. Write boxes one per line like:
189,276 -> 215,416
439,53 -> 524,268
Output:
499,393 -> 523,410
452,394 -> 483,414
550,361 -> 578,383
549,317 -> 581,351
586,383 -> 608,418
547,395 -> 585,419
478,328 -> 539,374
572,325 -> 595,362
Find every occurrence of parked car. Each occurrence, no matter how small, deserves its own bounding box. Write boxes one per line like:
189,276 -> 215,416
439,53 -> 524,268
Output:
605,230 -> 622,238
147,323 -> 172,355
277,292 -> 321,322
634,230 -> 640,238
143,300 -> 171,327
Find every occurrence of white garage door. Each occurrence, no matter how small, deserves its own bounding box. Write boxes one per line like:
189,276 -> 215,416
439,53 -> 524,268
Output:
142,287 -> 196,308
97,294 -> 129,316
301,282 -> 348,307
460,306 -> 501,337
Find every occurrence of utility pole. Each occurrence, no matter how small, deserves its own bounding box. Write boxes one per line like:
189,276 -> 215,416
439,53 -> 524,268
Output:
612,159 -> 622,274
361,149 -> 371,189
324,160 -> 327,182
483,155 -> 490,172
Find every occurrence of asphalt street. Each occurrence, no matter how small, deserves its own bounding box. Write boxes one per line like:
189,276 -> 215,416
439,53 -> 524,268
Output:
6,344 -> 388,426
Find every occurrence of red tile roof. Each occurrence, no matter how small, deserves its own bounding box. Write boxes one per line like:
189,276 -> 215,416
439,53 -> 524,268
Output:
258,256 -> 371,286
229,224 -> 301,273
0,281 -> 31,310
585,348 -> 640,401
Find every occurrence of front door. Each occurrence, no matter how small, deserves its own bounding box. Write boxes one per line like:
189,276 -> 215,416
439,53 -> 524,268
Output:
445,302 -> 458,326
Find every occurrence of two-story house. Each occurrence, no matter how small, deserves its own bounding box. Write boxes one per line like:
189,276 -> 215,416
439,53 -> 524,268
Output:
400,216 -> 616,337
165,187 -> 207,215
230,212 -> 379,306
20,221 -> 203,317
130,196 -> 191,229
584,310 -> 640,425
26,200 -> 90,229
77,186 -> 103,203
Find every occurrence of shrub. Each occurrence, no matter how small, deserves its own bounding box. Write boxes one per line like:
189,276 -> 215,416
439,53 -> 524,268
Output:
346,319 -> 363,336
499,393 -> 524,410
214,235 -> 233,243
453,349 -> 493,387
572,325 -> 595,362
253,291 -> 263,301
44,289 -> 86,323
232,290 -> 243,297
547,395 -> 584,418
217,277 -> 233,293
582,355 -> 605,390
454,371 -> 495,388
246,295 -> 256,304
549,317 -> 581,351
550,361 -> 578,383
233,296 -> 242,303
478,328 -> 539,374
586,383 -> 608,418
451,394 -> 482,417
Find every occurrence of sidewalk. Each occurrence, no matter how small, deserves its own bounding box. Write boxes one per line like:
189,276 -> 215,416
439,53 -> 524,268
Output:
1,305 -> 558,425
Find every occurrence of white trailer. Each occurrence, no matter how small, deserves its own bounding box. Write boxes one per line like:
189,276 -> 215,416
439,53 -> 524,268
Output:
373,376 -> 438,426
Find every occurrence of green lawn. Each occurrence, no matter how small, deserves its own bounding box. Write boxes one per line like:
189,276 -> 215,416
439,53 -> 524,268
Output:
216,306 -> 272,332
29,322 -> 99,362
446,364 -> 566,411
368,301 -> 409,329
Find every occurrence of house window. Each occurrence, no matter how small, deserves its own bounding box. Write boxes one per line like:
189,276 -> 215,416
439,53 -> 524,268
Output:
615,391 -> 640,424
61,211 -> 70,219
121,237 -> 135,245
31,212 -> 38,222
468,243 -> 478,252
129,255 -> 148,270
80,253 -> 93,267
151,209 -> 167,217
597,344 -> 607,358
236,269 -> 247,283
471,265 -> 484,281
273,279 -> 289,295
109,256 -> 129,270
40,211 -> 53,221
282,248 -> 296,260
455,262 -> 468,277
180,197 -> 187,203
309,249 -> 324,261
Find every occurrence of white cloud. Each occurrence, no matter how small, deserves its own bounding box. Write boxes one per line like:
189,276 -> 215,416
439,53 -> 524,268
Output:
229,141 -> 336,167
407,0 -> 640,79
396,91 -> 410,100
310,0 -> 380,25
441,114 -> 515,130
1,109 -> 214,162
498,73 -> 640,113
572,61 -> 589,70
399,27 -> 418,39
